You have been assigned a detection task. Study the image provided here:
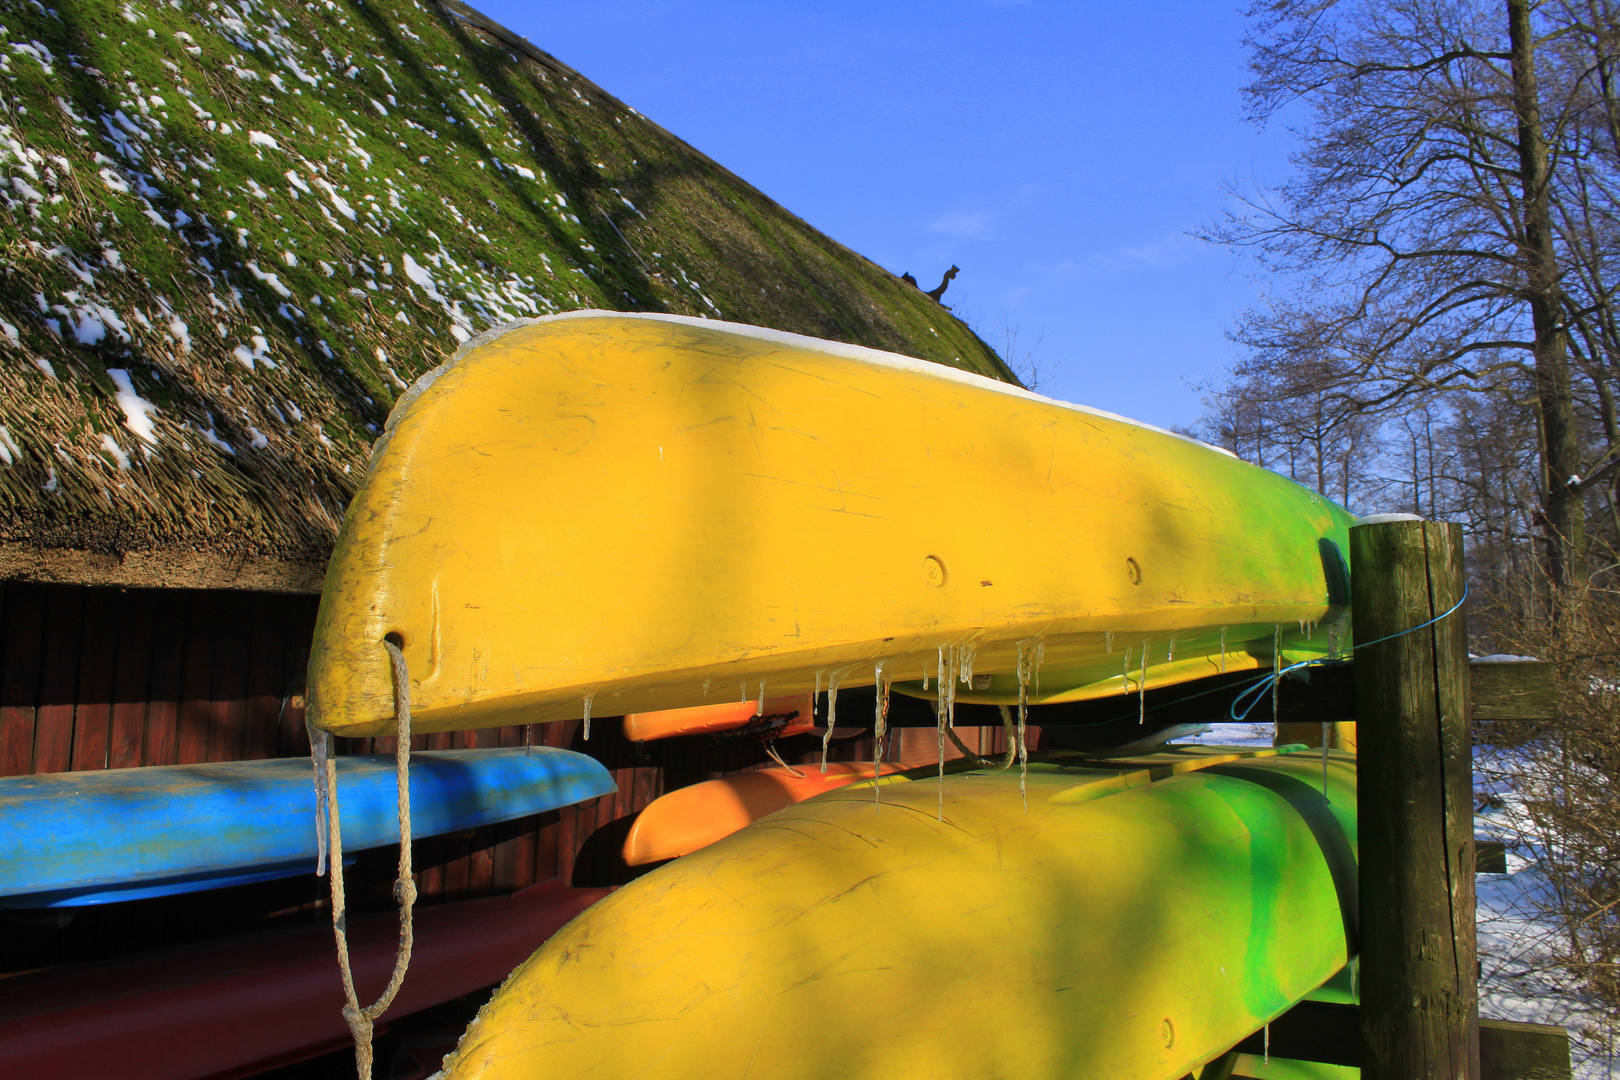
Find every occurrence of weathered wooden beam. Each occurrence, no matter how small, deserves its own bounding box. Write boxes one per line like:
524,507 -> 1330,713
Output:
1470,661 -> 1557,722
1478,1017 -> 1576,1080
1476,840 -> 1509,875
872,657 -> 1553,729
1271,659 -> 1554,724
1225,1000 -> 1571,1079
1354,519 -> 1478,1080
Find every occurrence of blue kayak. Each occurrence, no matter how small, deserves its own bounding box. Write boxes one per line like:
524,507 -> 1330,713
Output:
0,748 -> 614,907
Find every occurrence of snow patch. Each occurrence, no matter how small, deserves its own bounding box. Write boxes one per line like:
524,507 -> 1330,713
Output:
248,130 -> 280,150
0,426 -> 20,466
310,176 -> 356,219
244,261 -> 293,299
196,419 -> 235,456
99,433 -> 131,470
106,368 -> 159,445
74,309 -> 106,345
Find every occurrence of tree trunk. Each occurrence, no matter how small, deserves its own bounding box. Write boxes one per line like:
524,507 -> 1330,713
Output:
1509,0 -> 1587,589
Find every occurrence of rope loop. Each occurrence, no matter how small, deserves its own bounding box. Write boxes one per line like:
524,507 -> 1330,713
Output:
319,636 -> 418,1080
1228,585 -> 1469,723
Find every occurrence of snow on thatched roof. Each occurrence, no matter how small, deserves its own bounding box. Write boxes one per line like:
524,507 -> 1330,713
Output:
0,0 -> 1012,591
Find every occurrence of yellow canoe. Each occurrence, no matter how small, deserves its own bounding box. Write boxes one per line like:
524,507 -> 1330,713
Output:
307,313 -> 1356,737
440,746 -> 1358,1080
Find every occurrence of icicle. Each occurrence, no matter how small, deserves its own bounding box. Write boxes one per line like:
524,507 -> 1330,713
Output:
1034,637 -> 1045,695
523,723 -> 532,758
1271,625 -> 1282,725
1121,647 -> 1133,691
1321,720 -> 1331,800
1139,637 -> 1149,723
1264,1024 -> 1270,1065
740,682 -> 747,703
1105,629 -> 1114,654
821,667 -> 847,773
1167,634 -> 1175,662
957,642 -> 976,689
998,704 -> 1018,770
813,669 -> 824,708
873,660 -> 890,805
306,718 -> 331,876
582,691 -> 595,741
1014,639 -> 1036,809
756,679 -> 766,716
935,645 -> 956,821
1219,627 -> 1227,673
702,678 -> 711,697
922,661 -> 930,691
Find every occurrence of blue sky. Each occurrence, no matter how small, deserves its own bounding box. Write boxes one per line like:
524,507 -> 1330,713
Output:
476,1 -> 1295,431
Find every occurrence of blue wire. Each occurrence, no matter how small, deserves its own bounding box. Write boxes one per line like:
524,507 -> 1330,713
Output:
1228,585 -> 1469,722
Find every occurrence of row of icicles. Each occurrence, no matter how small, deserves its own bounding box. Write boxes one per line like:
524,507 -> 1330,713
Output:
565,620 -> 1348,819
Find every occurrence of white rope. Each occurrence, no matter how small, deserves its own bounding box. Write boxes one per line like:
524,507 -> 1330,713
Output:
763,740 -> 805,777
321,638 -> 418,1080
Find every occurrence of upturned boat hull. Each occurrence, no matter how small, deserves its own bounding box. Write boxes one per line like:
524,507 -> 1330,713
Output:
307,313 -> 1356,738
0,748 -> 613,906
441,746 -> 1357,1080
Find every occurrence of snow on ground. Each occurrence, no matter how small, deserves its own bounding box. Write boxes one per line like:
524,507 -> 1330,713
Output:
1180,721 -> 1276,748
1176,722 -> 1620,1075
1477,867 -> 1616,1077
1475,746 -> 1619,1077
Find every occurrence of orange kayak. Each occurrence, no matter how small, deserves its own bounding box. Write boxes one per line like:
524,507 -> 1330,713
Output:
622,762 -> 906,865
622,694 -> 816,741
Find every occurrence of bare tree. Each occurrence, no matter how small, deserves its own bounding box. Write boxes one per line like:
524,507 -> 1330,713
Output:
1197,363 -> 1383,508
1204,0 -> 1620,589
997,315 -> 1064,394
1201,5 -> 1620,1042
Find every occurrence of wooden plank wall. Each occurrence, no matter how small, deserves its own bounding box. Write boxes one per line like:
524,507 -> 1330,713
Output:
0,582 -> 317,775
0,580 -> 672,972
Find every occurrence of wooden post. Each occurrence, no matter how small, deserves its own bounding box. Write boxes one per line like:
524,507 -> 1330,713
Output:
1352,519 -> 1478,1080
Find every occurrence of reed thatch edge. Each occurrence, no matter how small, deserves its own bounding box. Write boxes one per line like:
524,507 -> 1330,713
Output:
0,542 -> 324,594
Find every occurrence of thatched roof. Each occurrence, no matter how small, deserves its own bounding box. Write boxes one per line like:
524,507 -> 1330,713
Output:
0,0 -> 1014,592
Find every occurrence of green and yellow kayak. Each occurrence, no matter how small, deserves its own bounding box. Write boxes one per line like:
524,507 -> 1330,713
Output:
440,745 -> 1358,1080
307,313 -> 1356,738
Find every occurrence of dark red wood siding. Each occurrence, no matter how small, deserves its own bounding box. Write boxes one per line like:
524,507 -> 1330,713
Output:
0,580 -> 672,972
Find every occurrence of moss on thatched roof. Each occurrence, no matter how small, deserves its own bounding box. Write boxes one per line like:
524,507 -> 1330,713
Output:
0,0 -> 1013,590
